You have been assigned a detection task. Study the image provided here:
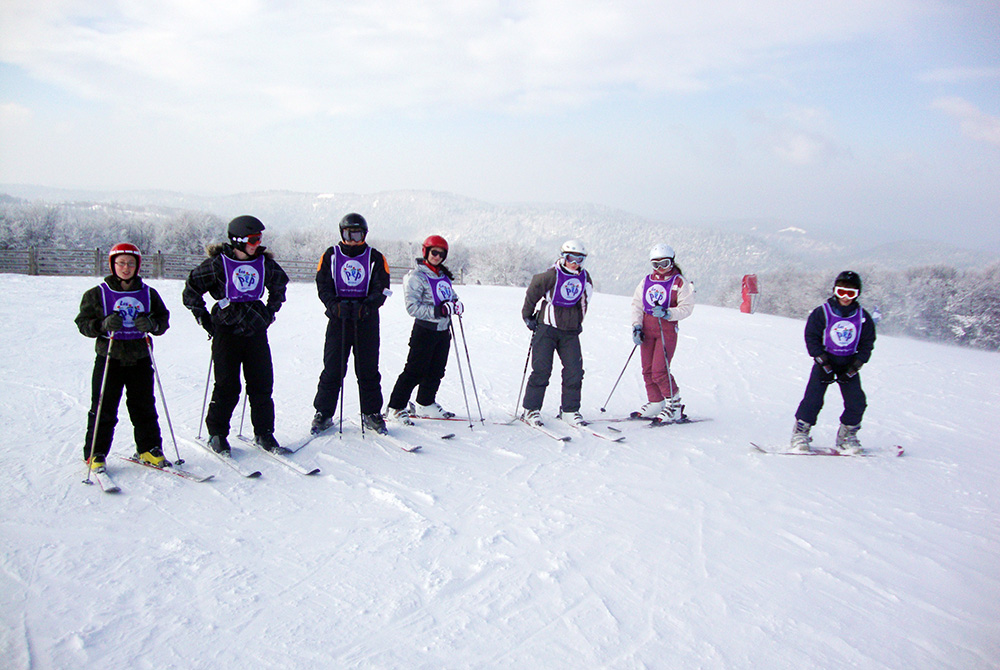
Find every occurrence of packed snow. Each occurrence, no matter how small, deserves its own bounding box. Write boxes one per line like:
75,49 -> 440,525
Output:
1,273 -> 998,669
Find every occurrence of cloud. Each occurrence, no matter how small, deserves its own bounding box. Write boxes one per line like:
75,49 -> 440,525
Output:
932,97 -> 1000,147
0,0 -> 926,125
0,102 -> 32,127
918,67 -> 1000,84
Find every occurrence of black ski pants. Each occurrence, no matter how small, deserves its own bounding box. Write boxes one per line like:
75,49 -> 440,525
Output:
84,355 -> 161,460
523,324 -> 584,414
314,314 -> 383,417
206,328 -> 275,437
795,363 -> 867,426
387,323 -> 451,410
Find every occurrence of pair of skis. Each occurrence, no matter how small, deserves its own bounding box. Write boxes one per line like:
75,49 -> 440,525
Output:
517,415 -> 626,443
84,455 -> 215,494
750,442 -> 905,458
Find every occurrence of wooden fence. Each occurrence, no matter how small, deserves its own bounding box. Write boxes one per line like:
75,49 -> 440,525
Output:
0,247 -> 415,284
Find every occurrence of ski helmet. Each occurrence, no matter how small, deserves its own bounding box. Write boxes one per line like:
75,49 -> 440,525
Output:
227,215 -> 265,241
834,270 -> 862,292
649,243 -> 675,262
560,239 -> 587,257
339,212 -> 368,232
108,243 -> 142,276
422,234 -> 449,260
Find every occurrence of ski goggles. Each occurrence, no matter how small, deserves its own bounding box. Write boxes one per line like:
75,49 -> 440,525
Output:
341,228 -> 367,242
834,286 -> 859,300
561,252 -> 586,265
233,234 -> 262,245
651,258 -> 674,270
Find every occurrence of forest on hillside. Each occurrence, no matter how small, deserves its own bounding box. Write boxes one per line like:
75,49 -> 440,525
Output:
3,199 -> 998,351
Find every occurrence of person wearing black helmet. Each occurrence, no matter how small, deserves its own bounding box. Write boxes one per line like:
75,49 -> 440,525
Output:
384,234 -> 464,424
790,270 -> 877,454
75,243 -> 171,471
311,213 -> 393,435
182,215 -> 290,455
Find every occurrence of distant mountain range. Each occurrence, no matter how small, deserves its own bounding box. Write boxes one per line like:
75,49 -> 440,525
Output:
2,184 -> 995,299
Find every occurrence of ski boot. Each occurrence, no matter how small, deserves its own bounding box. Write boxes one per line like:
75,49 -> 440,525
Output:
522,409 -> 544,427
255,433 -> 291,455
87,454 -> 107,471
137,446 -> 169,467
208,435 -> 231,457
789,419 -> 813,453
311,412 -> 334,435
385,407 -> 414,426
411,401 -> 455,419
558,410 -> 588,427
362,412 -> 388,435
631,400 -> 664,419
653,395 -> 685,424
835,423 -> 863,455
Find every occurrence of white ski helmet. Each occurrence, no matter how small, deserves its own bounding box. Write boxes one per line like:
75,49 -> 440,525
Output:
560,239 -> 588,257
649,243 -> 675,262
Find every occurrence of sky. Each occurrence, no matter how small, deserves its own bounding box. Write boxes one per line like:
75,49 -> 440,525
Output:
1,1 -> 999,251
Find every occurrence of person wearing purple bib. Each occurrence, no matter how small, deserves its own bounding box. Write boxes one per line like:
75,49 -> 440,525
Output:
385,235 -> 464,424
520,239 -> 594,428
791,271 -> 877,454
75,243 -> 170,470
311,213 -> 393,435
183,216 -> 289,456
629,244 -> 695,423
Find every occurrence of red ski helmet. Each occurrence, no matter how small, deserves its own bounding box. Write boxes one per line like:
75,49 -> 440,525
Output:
422,235 -> 449,260
108,243 -> 142,276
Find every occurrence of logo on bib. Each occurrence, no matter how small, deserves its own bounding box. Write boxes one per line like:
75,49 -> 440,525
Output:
645,284 -> 668,308
830,320 -> 858,347
435,282 -> 453,303
232,265 -> 261,293
113,296 -> 145,327
340,260 -> 366,287
560,278 -> 583,302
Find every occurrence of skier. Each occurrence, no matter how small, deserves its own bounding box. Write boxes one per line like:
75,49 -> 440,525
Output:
75,243 -> 171,470
629,243 -> 695,423
385,235 -> 464,424
791,270 -> 876,454
311,213 -> 392,435
520,239 -> 594,428
182,215 -> 289,456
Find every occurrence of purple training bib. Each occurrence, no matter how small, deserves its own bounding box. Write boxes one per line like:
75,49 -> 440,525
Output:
333,247 -> 372,299
550,266 -> 585,308
641,274 -> 678,315
822,302 -> 864,356
221,255 -> 266,303
100,282 -> 151,340
426,273 -> 454,307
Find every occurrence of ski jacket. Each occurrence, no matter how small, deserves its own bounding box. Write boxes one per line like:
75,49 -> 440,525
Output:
522,261 -> 593,332
182,244 -> 289,337
403,259 -> 459,332
315,242 -> 392,321
804,298 -> 876,370
76,275 -> 170,364
629,269 -> 695,327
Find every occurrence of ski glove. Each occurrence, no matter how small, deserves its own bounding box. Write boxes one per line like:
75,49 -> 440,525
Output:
813,355 -> 833,374
133,314 -> 157,333
452,300 -> 464,316
632,325 -> 644,345
524,315 -> 538,331
101,312 -> 124,333
651,305 -> 670,319
195,312 -> 215,339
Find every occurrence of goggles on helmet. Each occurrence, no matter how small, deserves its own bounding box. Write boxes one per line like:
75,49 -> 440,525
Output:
651,258 -> 674,270
834,286 -> 859,300
342,228 -> 366,242
232,233 -> 262,245
561,252 -> 586,265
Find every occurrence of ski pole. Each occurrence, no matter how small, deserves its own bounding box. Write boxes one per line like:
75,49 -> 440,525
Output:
339,310 -> 347,437
455,313 -> 484,423
84,333 -> 115,485
197,348 -> 213,440
656,314 -> 677,402
238,391 -> 248,439
599,343 -> 638,413
353,310 -> 364,438
448,318 -> 475,430
146,336 -> 183,464
508,335 -> 534,424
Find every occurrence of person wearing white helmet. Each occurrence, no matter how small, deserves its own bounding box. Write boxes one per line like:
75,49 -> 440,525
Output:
520,239 -> 594,428
629,243 -> 695,423
75,243 -> 171,471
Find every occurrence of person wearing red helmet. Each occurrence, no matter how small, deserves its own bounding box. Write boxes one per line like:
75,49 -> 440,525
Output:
790,270 -> 877,454
384,235 -> 464,424
75,243 -> 171,470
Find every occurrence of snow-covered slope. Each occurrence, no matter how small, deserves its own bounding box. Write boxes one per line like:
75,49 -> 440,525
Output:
1,274 -> 998,669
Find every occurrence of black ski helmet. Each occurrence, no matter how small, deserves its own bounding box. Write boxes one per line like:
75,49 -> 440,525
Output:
834,270 -> 862,293
339,212 -> 368,233
227,215 -> 265,241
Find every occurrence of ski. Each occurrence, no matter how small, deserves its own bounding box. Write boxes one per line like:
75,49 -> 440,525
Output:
750,443 -> 904,457
560,418 -> 625,442
237,435 -> 321,475
351,419 -> 425,453
518,417 -> 572,442
188,437 -> 262,478
648,416 -> 710,428
283,423 -> 340,453
118,455 -> 215,482
87,467 -> 121,493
